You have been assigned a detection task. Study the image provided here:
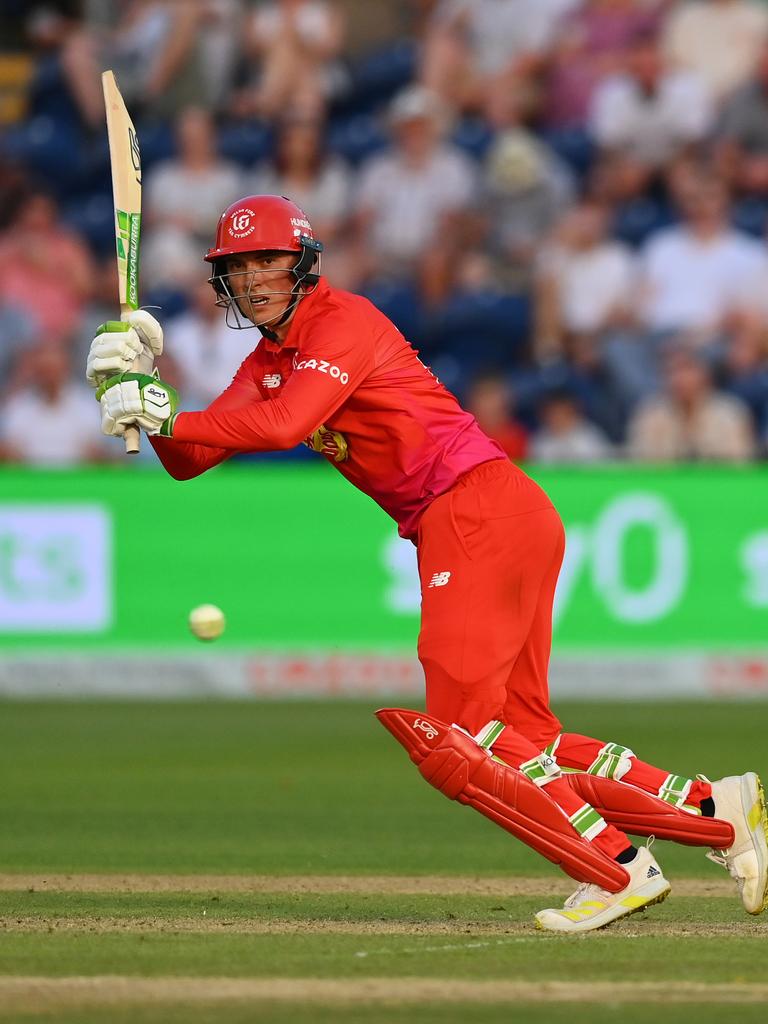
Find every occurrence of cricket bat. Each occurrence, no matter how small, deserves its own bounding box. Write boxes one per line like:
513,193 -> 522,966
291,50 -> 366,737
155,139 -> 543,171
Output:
102,69 -> 152,455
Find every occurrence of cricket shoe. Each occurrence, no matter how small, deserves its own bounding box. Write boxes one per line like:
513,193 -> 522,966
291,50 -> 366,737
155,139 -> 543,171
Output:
534,846 -> 671,933
706,773 -> 768,915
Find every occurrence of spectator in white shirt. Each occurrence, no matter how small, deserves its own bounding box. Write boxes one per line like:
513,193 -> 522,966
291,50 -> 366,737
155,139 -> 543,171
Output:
422,0 -> 579,111
639,176 -> 768,339
0,345 -> 106,466
355,86 -> 476,284
590,31 -> 714,168
146,107 -> 243,241
163,278 -> 259,409
627,345 -> 756,461
142,106 -> 243,290
535,200 -> 636,364
662,0 -> 768,104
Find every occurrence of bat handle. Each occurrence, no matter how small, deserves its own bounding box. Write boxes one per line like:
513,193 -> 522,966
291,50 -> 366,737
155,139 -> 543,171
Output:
119,315 -> 154,456
124,424 -> 141,455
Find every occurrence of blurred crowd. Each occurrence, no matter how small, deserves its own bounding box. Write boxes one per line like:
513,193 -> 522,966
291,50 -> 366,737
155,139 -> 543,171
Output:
3,0 -> 768,466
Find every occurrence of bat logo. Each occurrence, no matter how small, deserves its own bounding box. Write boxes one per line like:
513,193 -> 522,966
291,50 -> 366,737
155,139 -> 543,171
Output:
129,126 -> 142,184
412,718 -> 438,740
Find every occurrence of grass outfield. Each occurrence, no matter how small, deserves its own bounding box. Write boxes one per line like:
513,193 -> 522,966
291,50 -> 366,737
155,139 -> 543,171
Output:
0,700 -> 766,1022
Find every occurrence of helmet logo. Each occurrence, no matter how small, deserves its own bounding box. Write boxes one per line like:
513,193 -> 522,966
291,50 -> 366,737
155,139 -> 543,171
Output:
230,209 -> 256,238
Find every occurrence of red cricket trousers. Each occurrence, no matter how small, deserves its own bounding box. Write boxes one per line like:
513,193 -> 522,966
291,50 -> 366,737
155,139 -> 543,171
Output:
415,459 -> 710,859
417,458 -> 564,746
416,459 -> 631,856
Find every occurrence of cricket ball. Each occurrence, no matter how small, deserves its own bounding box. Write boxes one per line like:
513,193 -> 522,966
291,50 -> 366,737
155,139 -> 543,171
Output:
188,603 -> 226,642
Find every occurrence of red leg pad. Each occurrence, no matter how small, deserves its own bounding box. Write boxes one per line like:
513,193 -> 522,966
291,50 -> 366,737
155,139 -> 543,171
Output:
567,773 -> 734,848
376,708 -> 630,893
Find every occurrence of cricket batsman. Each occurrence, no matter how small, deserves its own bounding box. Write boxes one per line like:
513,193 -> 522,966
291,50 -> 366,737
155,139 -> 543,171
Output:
86,195 -> 768,931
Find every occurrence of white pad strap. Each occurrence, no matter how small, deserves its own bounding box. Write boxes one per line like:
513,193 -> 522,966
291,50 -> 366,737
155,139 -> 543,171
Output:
474,720 -> 506,751
658,774 -> 694,808
519,752 -> 562,787
587,742 -> 635,781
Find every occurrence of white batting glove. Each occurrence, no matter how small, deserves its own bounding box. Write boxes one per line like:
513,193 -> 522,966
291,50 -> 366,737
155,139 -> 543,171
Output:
85,309 -> 164,388
96,371 -> 178,436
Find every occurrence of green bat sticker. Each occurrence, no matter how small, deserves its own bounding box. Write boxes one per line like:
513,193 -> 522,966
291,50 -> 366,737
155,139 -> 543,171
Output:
116,209 -> 141,310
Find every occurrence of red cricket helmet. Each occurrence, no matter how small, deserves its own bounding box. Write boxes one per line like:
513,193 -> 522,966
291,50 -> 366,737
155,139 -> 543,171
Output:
205,194 -> 321,266
205,195 -> 323,331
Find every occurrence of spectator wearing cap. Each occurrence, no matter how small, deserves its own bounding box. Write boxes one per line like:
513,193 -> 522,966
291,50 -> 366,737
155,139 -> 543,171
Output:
589,30 -> 714,169
627,345 -> 756,461
480,90 -> 575,280
662,0 -> 768,105
354,85 -> 477,287
531,388 -> 614,463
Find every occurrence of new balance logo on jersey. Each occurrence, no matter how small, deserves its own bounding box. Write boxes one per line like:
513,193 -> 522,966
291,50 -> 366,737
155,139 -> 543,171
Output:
262,374 -> 282,389
428,571 -> 451,588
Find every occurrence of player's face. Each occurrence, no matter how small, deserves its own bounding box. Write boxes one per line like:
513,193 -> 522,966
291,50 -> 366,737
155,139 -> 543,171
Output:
223,252 -> 298,326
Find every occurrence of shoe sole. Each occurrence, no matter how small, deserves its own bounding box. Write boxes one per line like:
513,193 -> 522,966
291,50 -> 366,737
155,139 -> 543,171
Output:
742,772 -> 768,915
534,881 -> 671,933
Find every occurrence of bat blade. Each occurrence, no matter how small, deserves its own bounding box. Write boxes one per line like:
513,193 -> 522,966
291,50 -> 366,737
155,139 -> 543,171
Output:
102,69 -> 146,454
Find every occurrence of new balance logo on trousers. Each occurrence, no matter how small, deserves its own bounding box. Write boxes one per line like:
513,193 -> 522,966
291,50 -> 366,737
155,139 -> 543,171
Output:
428,571 -> 451,588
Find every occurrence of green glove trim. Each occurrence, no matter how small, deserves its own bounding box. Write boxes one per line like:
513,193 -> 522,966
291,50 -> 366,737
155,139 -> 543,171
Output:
159,413 -> 178,438
95,321 -> 133,336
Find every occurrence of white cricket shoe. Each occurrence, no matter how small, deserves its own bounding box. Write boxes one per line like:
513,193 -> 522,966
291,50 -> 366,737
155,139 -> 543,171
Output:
534,846 -> 671,933
706,773 -> 768,915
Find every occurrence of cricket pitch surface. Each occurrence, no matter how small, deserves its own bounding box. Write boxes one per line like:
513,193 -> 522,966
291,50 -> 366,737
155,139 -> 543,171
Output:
0,700 -> 766,1023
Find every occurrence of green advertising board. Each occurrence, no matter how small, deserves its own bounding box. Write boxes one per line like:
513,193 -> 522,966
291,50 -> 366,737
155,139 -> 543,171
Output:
1,464 -> 767,653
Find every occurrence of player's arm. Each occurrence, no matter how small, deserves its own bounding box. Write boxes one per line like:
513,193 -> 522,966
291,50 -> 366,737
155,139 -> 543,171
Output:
147,369 -> 260,479
166,322 -> 373,452
170,362 -> 360,451
93,313 -> 373,462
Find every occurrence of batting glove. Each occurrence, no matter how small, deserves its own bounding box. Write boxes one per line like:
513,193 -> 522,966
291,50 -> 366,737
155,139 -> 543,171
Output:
96,371 -> 178,437
86,309 -> 164,387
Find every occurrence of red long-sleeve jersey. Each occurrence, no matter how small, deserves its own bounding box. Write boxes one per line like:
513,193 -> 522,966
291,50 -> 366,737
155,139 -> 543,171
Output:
150,279 -> 505,540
